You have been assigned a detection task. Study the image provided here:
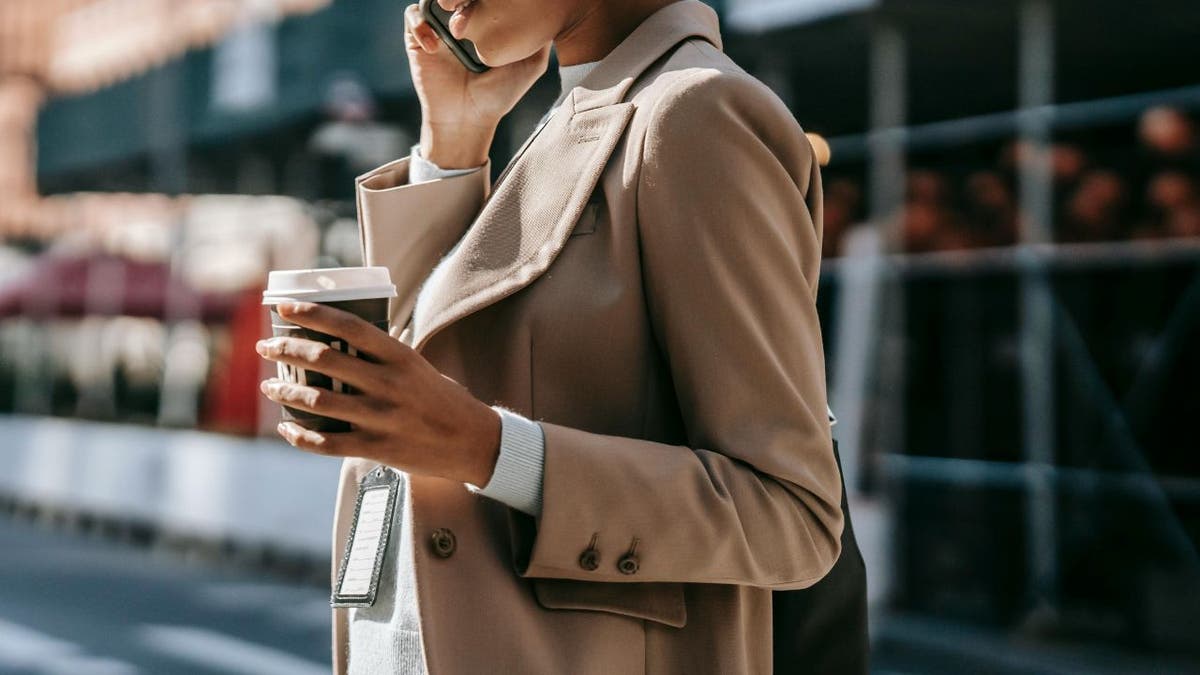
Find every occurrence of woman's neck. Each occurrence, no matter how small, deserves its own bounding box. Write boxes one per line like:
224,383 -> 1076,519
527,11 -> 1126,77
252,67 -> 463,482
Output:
553,0 -> 676,66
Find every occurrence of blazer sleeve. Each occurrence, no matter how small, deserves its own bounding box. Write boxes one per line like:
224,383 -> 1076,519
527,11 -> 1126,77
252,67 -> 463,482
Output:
510,69 -> 843,590
355,156 -> 492,332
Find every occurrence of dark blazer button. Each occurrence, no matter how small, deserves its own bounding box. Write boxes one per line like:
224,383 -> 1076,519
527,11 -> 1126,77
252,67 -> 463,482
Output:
578,548 -> 600,571
431,528 -> 456,558
617,553 -> 639,575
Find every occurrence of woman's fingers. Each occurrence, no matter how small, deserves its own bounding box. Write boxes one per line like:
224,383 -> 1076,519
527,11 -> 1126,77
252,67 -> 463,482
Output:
276,302 -> 403,363
404,3 -> 441,54
276,421 -> 345,456
256,335 -> 382,393
261,379 -> 379,428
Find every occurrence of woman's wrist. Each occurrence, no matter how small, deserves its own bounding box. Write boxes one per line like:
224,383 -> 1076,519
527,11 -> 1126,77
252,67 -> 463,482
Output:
419,120 -> 497,169
459,402 -> 502,487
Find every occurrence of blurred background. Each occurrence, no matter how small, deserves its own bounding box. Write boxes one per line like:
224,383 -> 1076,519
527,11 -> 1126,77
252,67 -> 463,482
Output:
1,0 -> 1198,673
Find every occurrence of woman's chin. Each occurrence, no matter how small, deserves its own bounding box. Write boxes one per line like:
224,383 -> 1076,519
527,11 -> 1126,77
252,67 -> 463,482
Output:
473,49 -> 495,68
471,45 -> 511,68
471,40 -> 542,69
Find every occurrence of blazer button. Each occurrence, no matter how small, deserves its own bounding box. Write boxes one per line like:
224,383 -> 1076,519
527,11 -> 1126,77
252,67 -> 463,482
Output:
617,553 -> 639,575
430,528 -> 456,558
578,548 -> 600,571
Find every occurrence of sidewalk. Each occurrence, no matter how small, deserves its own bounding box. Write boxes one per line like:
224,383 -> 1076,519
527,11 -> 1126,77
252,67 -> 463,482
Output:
0,414 -> 341,561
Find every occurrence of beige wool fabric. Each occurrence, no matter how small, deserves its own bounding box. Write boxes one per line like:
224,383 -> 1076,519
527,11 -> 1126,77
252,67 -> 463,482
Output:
334,2 -> 841,673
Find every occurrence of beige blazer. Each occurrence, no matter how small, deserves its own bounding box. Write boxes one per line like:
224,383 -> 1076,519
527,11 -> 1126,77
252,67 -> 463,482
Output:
333,2 -> 842,672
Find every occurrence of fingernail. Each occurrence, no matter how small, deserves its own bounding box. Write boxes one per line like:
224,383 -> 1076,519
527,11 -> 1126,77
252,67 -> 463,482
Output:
283,301 -> 314,314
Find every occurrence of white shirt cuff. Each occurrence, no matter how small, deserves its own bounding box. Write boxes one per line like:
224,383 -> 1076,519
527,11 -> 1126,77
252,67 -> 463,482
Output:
408,143 -> 482,184
465,406 -> 545,517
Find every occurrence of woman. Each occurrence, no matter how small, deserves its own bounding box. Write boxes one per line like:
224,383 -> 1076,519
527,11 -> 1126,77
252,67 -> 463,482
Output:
256,0 -> 866,672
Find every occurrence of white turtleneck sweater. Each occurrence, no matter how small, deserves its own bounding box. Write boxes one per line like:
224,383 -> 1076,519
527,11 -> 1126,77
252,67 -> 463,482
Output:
345,59 -> 599,675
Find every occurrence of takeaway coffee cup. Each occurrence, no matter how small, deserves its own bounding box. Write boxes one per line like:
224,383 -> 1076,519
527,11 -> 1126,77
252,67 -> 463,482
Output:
262,266 -> 397,432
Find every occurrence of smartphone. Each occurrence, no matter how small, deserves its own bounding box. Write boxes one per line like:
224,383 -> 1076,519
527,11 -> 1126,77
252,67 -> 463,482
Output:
418,0 -> 490,73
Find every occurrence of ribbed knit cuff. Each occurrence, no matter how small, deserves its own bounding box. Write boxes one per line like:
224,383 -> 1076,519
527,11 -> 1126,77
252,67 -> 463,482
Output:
409,143 -> 481,184
465,406 -> 546,517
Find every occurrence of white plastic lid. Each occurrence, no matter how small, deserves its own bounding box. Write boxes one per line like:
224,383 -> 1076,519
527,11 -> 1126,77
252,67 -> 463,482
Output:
262,267 -> 397,304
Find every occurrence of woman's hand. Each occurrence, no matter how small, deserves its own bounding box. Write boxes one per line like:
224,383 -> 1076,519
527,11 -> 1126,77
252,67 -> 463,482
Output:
255,302 -> 502,486
404,2 -> 551,168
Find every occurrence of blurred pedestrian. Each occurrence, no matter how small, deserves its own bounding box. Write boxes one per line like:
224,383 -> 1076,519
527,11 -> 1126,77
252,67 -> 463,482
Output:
963,170 -> 1018,247
903,170 -> 968,252
1060,169 -> 1130,243
1133,170 -> 1198,239
823,178 -> 862,257
1138,106 -> 1197,162
310,72 -> 411,198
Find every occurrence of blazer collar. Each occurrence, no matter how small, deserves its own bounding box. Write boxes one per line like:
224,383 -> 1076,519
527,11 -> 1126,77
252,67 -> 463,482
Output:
571,0 -> 722,112
408,0 -> 722,352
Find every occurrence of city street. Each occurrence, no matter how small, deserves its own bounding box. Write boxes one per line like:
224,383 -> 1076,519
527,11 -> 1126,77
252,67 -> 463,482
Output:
0,517 -> 331,675
4,513 -> 1199,675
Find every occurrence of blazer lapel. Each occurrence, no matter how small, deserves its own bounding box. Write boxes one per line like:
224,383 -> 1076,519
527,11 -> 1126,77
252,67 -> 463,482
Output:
407,0 -> 722,352
409,97 -> 634,351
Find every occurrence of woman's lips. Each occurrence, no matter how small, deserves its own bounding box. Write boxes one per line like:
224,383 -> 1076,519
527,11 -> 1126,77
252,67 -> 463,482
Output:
448,0 -> 476,40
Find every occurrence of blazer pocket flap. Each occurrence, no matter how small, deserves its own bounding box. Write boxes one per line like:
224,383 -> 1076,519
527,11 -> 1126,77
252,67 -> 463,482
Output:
569,200 -> 601,236
532,578 -> 687,628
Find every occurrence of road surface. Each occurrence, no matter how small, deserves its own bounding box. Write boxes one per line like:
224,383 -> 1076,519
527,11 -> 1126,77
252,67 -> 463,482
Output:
0,517 -> 331,675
